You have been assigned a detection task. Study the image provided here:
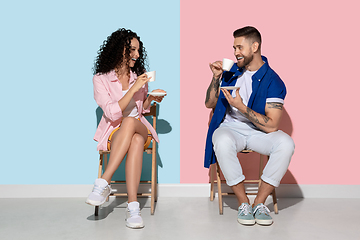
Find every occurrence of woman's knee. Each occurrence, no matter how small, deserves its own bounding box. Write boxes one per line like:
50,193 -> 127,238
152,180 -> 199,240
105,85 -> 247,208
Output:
131,133 -> 146,146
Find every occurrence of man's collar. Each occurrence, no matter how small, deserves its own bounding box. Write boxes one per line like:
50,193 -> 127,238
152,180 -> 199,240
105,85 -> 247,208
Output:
253,56 -> 269,82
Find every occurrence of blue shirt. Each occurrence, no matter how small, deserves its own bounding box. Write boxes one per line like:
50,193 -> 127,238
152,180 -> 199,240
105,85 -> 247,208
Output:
204,56 -> 287,168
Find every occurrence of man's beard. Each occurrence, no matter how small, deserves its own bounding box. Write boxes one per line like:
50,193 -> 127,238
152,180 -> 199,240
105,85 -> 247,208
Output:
237,54 -> 253,69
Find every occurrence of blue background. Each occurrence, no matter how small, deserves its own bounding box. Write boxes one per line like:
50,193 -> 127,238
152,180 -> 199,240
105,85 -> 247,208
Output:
0,0 -> 180,184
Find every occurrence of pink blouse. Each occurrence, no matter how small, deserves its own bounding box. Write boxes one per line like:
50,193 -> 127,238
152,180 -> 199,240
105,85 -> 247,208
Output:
93,70 -> 159,151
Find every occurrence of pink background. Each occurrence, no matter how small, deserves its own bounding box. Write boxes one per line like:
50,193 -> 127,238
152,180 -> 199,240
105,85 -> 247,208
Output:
180,0 -> 360,184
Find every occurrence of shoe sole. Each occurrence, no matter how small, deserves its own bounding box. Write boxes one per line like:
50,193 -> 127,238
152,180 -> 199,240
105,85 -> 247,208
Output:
85,198 -> 106,206
126,223 -> 145,229
85,190 -> 111,206
255,219 -> 273,226
237,219 -> 255,225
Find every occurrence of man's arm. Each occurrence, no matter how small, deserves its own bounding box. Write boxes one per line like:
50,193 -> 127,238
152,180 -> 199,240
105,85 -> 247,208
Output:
243,102 -> 283,133
222,89 -> 283,133
205,76 -> 221,109
205,61 -> 223,109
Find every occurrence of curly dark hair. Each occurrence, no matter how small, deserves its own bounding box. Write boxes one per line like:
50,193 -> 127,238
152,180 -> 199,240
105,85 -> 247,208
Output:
93,28 -> 148,75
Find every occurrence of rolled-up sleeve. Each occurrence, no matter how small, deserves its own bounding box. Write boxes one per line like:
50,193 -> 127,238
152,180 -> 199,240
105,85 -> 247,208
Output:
267,75 -> 287,103
93,75 -> 123,121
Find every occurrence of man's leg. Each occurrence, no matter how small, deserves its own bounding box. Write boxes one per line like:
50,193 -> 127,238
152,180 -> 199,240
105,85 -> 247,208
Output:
248,130 -> 295,204
213,124 -> 257,225
253,181 -> 274,206
244,130 -> 294,225
212,124 -> 248,206
230,181 -> 249,205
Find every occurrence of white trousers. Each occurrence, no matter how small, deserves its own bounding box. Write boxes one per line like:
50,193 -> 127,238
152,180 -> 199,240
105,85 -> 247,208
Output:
212,121 -> 295,187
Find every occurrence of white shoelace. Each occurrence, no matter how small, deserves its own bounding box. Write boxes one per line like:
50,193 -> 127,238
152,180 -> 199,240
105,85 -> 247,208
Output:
128,208 -> 141,218
253,204 -> 270,215
92,185 -> 109,195
239,204 -> 252,216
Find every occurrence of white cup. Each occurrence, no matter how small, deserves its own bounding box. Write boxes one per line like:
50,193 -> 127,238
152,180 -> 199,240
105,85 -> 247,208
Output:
222,58 -> 235,71
146,71 -> 156,82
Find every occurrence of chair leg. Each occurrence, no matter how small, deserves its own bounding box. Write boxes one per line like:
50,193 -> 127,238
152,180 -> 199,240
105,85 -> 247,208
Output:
210,164 -> 215,201
154,178 -> 158,203
153,159 -> 158,204
151,141 -> 156,215
272,188 -> 278,214
94,206 -> 99,216
258,155 -> 264,188
216,162 -> 223,215
98,154 -> 103,179
103,153 -> 110,202
154,150 -> 158,203
95,154 -> 104,216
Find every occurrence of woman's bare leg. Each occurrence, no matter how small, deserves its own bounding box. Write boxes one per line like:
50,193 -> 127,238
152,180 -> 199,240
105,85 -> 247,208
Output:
126,133 -> 145,202
101,117 -> 147,184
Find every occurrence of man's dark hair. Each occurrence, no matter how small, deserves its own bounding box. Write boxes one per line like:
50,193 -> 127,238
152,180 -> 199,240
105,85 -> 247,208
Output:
233,26 -> 262,49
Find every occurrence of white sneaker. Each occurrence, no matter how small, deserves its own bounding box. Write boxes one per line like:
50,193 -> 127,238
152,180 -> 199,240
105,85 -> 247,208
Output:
85,178 -> 111,206
125,201 -> 144,229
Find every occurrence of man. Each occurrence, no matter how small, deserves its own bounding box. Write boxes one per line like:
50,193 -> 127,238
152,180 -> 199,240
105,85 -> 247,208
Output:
204,26 -> 295,226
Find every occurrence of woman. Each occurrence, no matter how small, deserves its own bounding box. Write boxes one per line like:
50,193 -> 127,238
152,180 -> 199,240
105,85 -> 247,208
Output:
86,28 -> 166,229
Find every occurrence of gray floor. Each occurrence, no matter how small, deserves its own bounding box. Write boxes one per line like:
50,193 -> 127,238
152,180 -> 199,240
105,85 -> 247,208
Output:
0,197 -> 359,240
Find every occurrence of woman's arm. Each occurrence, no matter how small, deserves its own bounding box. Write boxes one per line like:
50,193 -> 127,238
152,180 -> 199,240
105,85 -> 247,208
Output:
93,76 -> 124,122
119,73 -> 150,111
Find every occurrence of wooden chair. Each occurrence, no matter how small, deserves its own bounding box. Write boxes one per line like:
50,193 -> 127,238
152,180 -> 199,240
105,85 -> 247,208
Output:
210,150 -> 278,215
94,102 -> 158,216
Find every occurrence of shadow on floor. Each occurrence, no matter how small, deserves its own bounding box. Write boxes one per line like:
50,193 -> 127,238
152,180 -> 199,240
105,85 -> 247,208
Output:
222,195 -> 304,213
86,197 -> 152,221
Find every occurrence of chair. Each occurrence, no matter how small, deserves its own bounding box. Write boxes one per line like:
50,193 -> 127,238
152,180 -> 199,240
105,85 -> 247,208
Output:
94,102 -> 158,216
209,150 -> 278,215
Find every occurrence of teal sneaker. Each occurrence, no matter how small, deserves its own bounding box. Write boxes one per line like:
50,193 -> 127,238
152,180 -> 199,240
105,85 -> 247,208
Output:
237,203 -> 255,225
253,203 -> 273,225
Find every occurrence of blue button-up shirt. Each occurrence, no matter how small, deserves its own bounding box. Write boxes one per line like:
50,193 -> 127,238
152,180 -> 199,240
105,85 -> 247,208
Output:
204,56 -> 287,168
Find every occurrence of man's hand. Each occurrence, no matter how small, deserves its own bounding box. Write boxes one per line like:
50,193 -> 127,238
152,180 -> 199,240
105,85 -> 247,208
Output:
209,61 -> 223,79
205,61 -> 224,109
221,88 -> 245,111
221,88 -> 283,133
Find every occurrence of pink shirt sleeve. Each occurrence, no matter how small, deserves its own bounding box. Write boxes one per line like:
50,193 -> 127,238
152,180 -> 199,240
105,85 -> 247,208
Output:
93,75 -> 123,122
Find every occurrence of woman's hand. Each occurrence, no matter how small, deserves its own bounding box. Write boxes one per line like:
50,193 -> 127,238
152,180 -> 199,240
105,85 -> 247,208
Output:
130,73 -> 150,93
143,89 -> 166,110
148,89 -> 167,103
